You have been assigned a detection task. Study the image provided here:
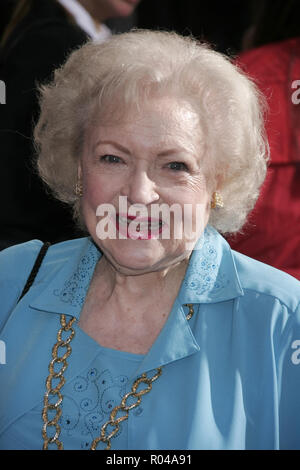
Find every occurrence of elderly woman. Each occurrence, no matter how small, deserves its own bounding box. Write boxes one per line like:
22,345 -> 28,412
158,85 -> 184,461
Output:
0,30 -> 299,451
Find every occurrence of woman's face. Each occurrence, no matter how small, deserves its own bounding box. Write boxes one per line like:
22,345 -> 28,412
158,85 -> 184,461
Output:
79,96 -> 211,275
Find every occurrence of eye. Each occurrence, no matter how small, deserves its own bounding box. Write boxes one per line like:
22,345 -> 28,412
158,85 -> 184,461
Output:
100,154 -> 123,164
167,161 -> 189,172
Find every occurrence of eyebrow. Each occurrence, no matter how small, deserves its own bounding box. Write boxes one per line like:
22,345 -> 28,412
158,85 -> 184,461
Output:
94,139 -> 195,159
157,148 -> 189,157
94,139 -> 130,154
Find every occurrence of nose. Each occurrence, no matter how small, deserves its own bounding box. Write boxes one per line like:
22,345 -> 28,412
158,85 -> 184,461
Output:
121,169 -> 160,206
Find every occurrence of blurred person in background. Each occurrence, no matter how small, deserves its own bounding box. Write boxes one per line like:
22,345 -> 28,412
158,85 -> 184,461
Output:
228,0 -> 300,280
0,1 -> 16,38
0,0 -> 140,251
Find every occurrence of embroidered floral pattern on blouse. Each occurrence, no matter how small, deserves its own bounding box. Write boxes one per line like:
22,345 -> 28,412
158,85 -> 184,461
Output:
183,227 -> 230,297
53,241 -> 100,307
53,227 -> 229,307
58,367 -> 129,449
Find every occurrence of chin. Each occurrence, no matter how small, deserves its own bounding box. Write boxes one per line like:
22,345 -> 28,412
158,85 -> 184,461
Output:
100,239 -> 168,273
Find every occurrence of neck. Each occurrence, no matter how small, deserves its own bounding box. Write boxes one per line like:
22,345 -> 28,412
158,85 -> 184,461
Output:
92,255 -> 189,309
79,254 -> 190,353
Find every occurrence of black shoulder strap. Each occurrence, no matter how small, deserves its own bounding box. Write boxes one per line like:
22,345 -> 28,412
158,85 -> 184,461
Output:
18,241 -> 51,302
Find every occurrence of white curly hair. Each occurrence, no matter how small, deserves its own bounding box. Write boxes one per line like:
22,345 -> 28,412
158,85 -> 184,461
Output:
34,29 -> 269,234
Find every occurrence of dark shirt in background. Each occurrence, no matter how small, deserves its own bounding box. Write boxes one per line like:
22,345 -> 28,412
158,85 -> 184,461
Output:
0,0 -> 88,250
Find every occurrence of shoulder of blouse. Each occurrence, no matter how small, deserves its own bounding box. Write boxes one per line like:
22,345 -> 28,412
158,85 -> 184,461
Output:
232,249 -> 300,313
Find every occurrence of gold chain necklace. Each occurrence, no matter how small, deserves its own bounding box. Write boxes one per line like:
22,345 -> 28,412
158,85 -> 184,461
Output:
42,304 -> 194,450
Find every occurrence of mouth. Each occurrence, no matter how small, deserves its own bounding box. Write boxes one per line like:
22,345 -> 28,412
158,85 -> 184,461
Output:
116,214 -> 166,239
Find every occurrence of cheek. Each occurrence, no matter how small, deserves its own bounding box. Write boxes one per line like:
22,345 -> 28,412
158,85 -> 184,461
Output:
178,186 -> 211,232
82,174 -> 114,211
159,182 -> 210,229
81,176 -> 116,237
161,187 -> 209,240
163,180 -> 209,206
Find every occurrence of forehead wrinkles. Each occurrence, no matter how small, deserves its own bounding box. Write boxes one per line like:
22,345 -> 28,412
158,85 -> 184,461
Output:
118,102 -> 203,156
87,97 -> 205,160
133,99 -> 200,134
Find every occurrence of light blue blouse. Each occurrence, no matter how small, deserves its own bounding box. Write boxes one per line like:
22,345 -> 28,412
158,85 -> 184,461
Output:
0,226 -> 300,450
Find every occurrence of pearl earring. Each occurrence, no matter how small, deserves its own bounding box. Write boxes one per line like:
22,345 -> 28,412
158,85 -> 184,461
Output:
211,191 -> 224,209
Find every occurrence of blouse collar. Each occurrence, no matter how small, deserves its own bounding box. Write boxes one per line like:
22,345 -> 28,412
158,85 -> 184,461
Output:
178,225 -> 243,305
56,0 -> 112,41
29,226 -> 244,319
